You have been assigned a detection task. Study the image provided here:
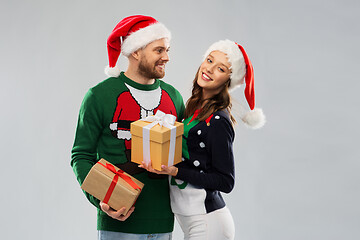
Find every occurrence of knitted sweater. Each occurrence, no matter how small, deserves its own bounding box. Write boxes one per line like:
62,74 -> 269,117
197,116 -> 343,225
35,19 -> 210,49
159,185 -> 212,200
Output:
71,72 -> 185,233
170,109 -> 235,216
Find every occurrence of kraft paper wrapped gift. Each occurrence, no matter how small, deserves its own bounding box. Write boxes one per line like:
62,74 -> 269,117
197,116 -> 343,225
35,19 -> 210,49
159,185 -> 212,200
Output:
81,158 -> 144,215
130,111 -> 184,171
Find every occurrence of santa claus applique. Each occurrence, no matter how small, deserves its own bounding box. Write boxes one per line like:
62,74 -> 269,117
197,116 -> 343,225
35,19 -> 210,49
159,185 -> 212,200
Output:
109,83 -> 177,160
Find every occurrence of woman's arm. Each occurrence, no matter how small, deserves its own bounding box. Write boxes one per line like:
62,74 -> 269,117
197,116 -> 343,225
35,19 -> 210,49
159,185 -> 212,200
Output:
141,114 -> 235,193
176,115 -> 235,193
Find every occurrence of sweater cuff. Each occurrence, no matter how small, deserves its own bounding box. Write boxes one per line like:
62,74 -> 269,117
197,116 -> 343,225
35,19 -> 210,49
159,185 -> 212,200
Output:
174,166 -> 187,181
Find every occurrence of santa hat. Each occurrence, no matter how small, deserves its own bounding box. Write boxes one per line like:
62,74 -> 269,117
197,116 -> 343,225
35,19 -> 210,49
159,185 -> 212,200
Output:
105,15 -> 171,77
204,39 -> 265,129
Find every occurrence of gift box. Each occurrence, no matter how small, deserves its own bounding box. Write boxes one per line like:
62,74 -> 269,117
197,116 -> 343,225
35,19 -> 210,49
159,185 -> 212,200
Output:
130,111 -> 184,171
81,158 -> 144,215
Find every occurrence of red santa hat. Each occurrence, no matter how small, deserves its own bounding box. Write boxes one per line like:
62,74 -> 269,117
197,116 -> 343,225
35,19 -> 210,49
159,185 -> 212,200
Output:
105,15 -> 171,77
204,39 -> 265,129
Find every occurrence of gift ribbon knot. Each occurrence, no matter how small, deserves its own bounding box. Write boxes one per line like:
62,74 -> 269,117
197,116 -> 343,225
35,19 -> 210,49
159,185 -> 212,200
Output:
142,110 -> 176,129
97,162 -> 141,204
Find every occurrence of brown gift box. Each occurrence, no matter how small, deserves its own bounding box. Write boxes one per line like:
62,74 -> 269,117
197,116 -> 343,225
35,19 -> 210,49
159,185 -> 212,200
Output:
130,119 -> 184,171
81,158 -> 144,215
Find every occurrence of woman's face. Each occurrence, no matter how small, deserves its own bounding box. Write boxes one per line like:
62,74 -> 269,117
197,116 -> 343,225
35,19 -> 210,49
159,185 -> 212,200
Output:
197,50 -> 231,98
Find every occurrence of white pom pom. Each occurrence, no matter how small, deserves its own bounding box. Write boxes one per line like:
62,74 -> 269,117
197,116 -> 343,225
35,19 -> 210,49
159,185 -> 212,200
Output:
104,65 -> 121,77
242,108 -> 266,129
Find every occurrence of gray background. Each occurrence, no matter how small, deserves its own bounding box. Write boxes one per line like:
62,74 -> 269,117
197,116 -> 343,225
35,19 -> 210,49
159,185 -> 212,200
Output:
1,0 -> 359,239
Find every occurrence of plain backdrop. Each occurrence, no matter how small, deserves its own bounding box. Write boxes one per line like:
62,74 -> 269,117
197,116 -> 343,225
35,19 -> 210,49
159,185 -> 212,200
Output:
1,0 -> 359,239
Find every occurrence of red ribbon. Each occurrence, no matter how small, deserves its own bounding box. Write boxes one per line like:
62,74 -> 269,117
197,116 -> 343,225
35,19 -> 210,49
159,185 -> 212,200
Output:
97,161 -> 141,204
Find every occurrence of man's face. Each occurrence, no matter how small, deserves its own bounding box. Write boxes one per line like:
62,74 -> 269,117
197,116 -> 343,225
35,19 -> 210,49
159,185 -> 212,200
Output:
137,38 -> 170,79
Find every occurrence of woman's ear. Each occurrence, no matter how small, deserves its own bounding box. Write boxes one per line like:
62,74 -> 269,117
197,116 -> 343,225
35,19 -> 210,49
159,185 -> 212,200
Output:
226,78 -> 231,87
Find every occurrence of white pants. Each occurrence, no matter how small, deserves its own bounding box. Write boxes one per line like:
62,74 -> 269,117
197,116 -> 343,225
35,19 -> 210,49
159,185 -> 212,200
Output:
175,207 -> 235,240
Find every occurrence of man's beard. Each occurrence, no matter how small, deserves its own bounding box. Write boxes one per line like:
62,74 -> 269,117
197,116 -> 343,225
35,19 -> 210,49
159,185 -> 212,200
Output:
138,57 -> 165,79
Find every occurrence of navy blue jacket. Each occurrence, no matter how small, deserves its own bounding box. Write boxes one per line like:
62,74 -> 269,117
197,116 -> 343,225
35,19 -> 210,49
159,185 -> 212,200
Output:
172,110 -> 235,214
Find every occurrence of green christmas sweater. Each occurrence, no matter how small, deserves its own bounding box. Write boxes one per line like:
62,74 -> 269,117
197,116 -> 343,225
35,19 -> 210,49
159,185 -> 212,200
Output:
71,72 -> 185,234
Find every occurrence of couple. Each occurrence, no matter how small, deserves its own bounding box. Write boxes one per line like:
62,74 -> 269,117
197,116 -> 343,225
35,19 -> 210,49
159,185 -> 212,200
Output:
71,15 -> 265,240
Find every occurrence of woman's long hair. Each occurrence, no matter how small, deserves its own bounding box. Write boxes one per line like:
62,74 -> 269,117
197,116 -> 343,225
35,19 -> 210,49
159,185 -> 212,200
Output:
184,68 -> 236,125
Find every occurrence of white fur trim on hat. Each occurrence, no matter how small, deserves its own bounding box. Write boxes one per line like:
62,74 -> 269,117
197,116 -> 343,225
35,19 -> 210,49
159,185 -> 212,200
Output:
242,108 -> 266,129
105,65 -> 121,77
122,23 -> 171,57
203,39 -> 246,91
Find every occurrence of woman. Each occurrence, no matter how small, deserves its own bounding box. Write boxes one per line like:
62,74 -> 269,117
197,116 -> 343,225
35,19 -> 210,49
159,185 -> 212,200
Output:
141,39 -> 265,240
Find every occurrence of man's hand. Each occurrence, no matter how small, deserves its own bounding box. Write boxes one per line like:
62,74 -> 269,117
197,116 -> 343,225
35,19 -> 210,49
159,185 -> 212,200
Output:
99,202 -> 135,221
139,161 -> 178,176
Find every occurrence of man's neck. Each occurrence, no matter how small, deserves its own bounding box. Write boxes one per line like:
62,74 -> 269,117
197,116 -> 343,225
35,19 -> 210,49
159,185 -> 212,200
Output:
124,69 -> 155,85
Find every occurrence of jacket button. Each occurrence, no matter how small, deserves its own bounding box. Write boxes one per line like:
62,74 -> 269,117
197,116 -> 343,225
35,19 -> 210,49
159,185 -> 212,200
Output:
193,160 -> 200,167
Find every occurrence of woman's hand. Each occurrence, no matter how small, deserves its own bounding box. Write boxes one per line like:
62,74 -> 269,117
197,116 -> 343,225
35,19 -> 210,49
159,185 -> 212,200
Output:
139,161 -> 178,176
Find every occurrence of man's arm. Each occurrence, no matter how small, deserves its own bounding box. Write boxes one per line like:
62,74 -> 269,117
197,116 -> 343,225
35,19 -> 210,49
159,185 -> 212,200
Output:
71,89 -> 103,209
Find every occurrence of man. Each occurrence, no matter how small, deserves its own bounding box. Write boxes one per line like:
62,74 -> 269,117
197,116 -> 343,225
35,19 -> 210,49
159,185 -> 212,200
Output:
71,15 -> 185,240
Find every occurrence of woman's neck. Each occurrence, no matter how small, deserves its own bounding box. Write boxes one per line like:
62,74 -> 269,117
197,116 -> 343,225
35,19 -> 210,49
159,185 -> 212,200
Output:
200,90 -> 215,108
200,99 -> 208,108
